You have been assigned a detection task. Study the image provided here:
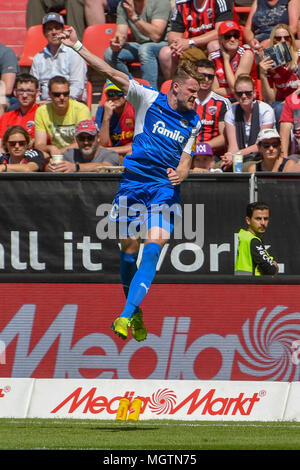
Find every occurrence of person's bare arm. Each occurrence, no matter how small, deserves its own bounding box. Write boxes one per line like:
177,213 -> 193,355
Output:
0,161 -> 39,172
167,152 -> 193,185
58,27 -> 130,94
280,121 -> 293,158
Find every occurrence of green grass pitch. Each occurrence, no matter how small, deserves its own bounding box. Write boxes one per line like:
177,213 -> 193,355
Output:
0,418 -> 300,450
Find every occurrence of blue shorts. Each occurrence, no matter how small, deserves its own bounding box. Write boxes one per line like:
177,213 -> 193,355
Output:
110,170 -> 182,238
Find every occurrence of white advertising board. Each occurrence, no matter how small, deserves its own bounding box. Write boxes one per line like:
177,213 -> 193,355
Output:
27,379 -> 290,421
0,378 -> 297,422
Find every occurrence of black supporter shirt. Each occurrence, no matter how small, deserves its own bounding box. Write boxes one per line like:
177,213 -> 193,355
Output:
0,149 -> 45,171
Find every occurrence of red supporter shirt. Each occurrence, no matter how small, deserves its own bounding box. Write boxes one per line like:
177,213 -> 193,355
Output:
95,101 -> 135,147
194,91 -> 231,151
210,45 -> 257,98
280,91 -> 300,153
171,0 -> 233,38
0,104 -> 38,140
267,50 -> 300,101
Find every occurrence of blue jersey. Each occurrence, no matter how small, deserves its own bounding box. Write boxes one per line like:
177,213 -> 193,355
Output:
123,79 -> 201,183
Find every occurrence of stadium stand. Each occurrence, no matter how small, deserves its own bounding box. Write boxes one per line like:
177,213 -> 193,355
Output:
0,0 -> 27,58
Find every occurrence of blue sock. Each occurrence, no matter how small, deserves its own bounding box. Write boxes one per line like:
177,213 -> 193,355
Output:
120,242 -> 162,319
120,251 -> 138,298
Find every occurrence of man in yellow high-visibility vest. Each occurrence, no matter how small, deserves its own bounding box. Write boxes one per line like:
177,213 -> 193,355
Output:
235,202 -> 279,276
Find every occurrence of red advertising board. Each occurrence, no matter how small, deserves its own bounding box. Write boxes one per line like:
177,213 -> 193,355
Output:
0,283 -> 299,381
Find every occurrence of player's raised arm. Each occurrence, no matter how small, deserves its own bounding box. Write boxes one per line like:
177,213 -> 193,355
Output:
58,27 -> 130,95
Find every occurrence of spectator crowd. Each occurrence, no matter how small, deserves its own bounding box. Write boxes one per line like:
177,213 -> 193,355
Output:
0,0 -> 299,173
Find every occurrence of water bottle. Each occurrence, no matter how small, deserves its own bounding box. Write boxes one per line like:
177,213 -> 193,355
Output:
233,152 -> 243,173
116,397 -> 130,421
127,398 -> 142,422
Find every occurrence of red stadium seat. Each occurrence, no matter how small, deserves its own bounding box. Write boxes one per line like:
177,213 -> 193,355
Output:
82,23 -> 117,59
19,25 -> 47,67
160,79 -> 172,94
86,81 -> 93,109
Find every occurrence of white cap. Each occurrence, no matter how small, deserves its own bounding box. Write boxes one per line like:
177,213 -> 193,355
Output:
256,128 -> 280,144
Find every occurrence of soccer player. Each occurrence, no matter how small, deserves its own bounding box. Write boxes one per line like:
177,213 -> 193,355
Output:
58,26 -> 202,342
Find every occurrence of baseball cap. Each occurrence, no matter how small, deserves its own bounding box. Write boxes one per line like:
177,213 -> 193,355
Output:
256,128 -> 280,144
218,21 -> 240,36
194,142 -> 214,156
42,12 -> 64,26
75,120 -> 98,136
104,79 -> 122,93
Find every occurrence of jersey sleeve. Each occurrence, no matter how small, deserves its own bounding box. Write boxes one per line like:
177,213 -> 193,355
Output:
126,79 -> 159,136
280,96 -> 294,123
219,102 -> 228,121
215,0 -> 233,22
183,118 -> 201,155
250,238 -> 278,275
95,105 -> 104,129
170,2 -> 185,33
24,149 -> 45,171
34,105 -> 47,132
260,102 -> 275,126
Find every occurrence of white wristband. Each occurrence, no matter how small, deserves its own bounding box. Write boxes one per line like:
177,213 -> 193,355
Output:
73,40 -> 83,52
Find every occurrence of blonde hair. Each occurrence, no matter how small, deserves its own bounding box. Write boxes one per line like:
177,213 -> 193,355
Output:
172,59 -> 205,86
234,74 -> 255,91
270,24 -> 298,70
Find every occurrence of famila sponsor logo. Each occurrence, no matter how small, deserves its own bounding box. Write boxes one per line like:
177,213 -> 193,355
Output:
152,121 -> 185,142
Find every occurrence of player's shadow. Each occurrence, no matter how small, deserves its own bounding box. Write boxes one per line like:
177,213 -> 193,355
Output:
91,426 -> 158,432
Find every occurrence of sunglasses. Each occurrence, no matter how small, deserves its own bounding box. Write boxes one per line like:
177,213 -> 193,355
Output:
106,90 -> 124,98
7,140 -> 27,147
260,140 -> 281,148
235,90 -> 253,98
224,31 -> 240,40
77,134 -> 96,142
51,91 -> 70,97
274,35 -> 290,42
201,72 -> 215,80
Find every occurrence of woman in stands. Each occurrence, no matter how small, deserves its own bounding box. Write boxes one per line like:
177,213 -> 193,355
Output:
246,128 -> 297,172
220,74 -> 275,171
243,0 -> 300,52
258,24 -> 300,129
209,20 -> 257,100
0,125 -> 45,172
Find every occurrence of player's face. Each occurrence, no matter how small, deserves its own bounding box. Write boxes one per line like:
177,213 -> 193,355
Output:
6,132 -> 28,160
246,209 -> 270,237
197,67 -> 215,92
175,77 -> 200,111
15,81 -> 38,107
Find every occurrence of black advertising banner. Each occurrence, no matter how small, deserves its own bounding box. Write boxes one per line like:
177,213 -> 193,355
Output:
0,171 -> 296,279
256,173 -> 300,275
0,173 -> 252,279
